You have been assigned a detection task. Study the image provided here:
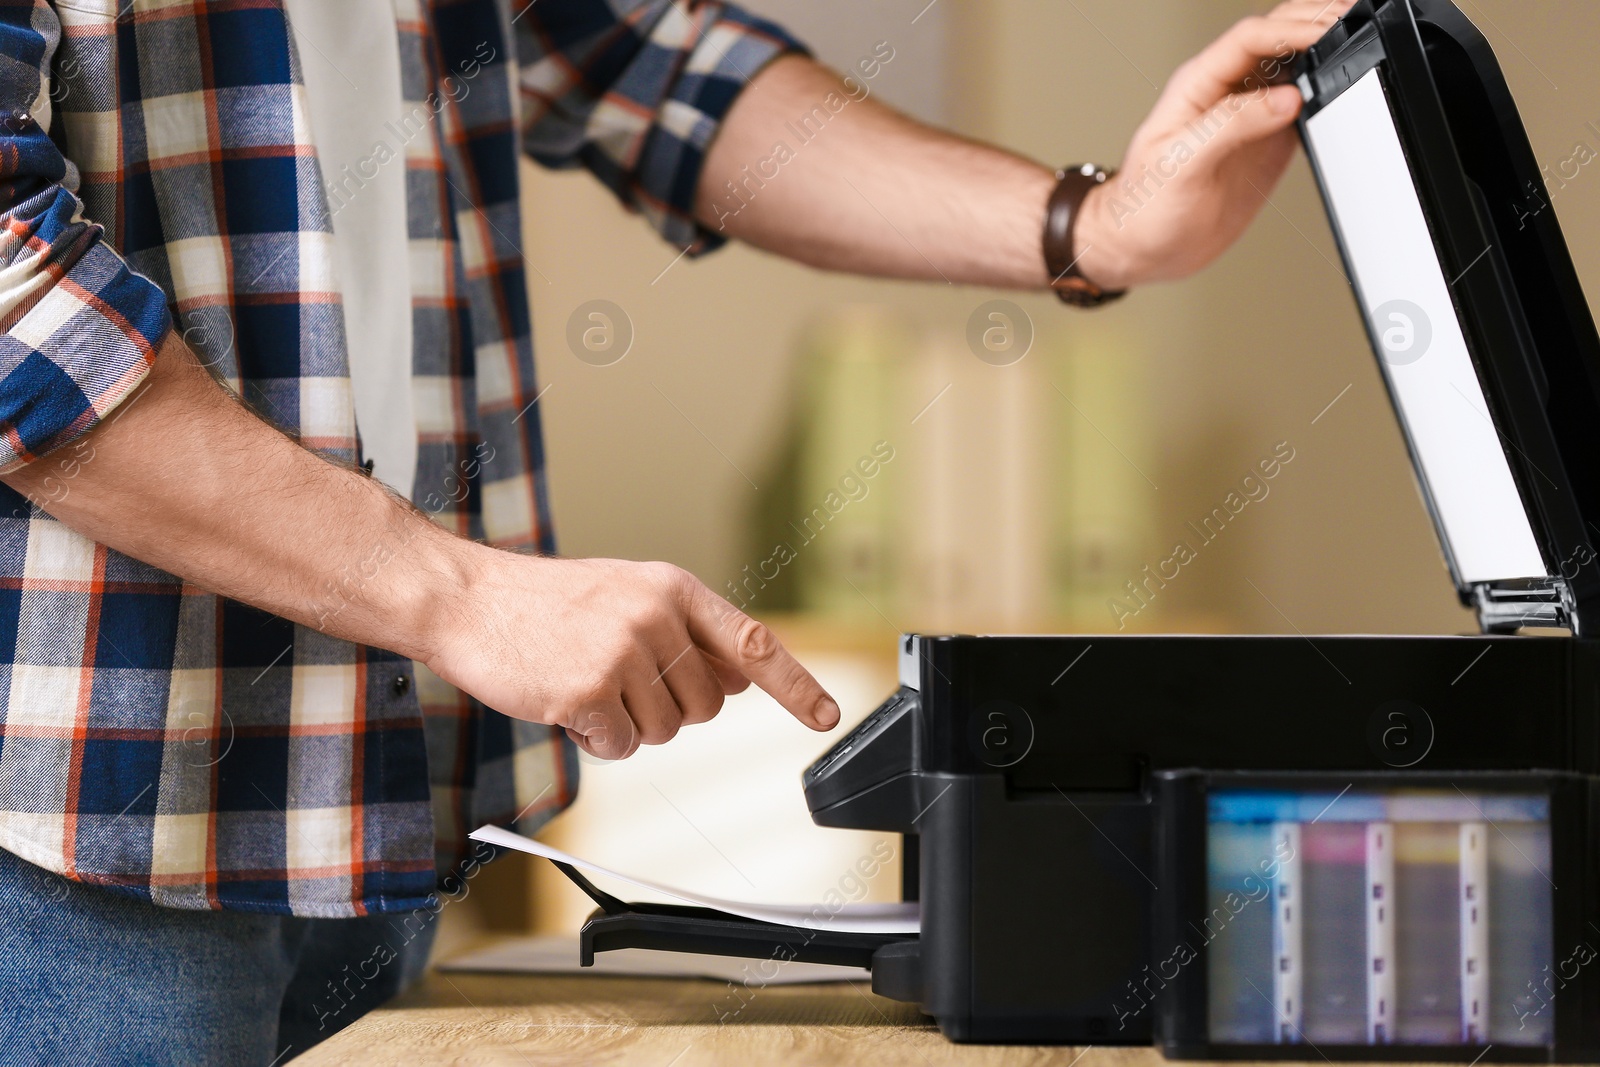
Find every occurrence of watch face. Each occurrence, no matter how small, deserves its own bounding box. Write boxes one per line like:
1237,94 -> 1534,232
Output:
1053,278 -> 1124,308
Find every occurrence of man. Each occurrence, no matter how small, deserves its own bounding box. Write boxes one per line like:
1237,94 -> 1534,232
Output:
0,0 -> 1351,1060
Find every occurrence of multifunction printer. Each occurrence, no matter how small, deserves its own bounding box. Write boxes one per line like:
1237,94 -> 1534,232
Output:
556,1 -> 1600,1058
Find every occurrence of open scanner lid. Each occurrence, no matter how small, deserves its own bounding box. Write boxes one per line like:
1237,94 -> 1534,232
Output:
1296,0 -> 1600,635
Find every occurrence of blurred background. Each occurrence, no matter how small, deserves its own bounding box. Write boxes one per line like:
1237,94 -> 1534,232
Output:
446,0 -> 1600,947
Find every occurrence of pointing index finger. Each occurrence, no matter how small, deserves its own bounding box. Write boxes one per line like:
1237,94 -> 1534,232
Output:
684,585 -> 840,730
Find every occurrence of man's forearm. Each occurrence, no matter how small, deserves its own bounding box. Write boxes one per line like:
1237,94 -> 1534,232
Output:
697,55 -> 1057,290
701,2 -> 1355,294
1,334 -> 464,663
0,336 -> 838,753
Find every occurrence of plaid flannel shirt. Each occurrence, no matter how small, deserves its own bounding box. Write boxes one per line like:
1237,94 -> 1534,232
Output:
0,0 -> 801,917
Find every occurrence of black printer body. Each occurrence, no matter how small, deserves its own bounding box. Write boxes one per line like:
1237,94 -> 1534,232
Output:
569,0 -> 1600,1059
801,634 -> 1600,1059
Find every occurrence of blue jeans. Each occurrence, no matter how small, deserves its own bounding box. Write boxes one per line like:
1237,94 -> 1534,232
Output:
0,847 -> 438,1065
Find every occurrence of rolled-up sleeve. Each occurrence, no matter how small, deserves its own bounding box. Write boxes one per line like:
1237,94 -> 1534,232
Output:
0,2 -> 170,471
512,0 -> 807,253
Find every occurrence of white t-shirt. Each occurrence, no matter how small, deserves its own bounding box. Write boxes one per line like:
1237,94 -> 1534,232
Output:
281,0 -> 417,499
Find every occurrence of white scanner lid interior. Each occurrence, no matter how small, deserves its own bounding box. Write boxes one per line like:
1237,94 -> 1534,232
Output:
1302,67 -> 1549,587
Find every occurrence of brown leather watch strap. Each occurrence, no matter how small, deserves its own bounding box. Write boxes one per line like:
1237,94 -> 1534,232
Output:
1043,164 -> 1126,309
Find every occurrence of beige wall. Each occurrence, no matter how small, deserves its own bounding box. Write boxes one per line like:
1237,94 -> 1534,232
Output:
519,0 -> 1600,638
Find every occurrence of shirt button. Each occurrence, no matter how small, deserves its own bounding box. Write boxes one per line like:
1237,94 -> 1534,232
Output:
393,674 -> 411,696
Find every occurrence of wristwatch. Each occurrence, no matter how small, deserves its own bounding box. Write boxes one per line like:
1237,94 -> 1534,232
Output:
1043,164 -> 1127,309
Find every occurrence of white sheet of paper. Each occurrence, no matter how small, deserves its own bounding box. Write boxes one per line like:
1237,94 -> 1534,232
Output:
470,824 -> 921,935
439,934 -> 869,985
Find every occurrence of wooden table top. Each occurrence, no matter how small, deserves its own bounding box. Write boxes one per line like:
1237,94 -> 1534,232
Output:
299,969 -> 1146,1066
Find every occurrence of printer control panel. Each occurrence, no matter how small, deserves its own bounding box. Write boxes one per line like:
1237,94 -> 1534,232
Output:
802,687 -> 919,829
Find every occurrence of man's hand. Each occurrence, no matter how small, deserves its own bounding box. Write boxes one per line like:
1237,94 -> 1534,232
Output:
424,552 -> 840,761
1074,0 -> 1359,290
1,337 -> 840,761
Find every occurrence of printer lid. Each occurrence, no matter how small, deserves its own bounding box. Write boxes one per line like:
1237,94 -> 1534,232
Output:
1296,0 -> 1600,635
